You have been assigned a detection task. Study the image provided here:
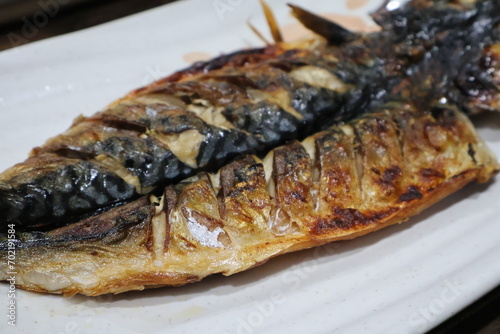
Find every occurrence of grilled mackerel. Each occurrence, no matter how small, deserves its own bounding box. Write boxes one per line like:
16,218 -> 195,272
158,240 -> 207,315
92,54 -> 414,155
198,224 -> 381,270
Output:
3,100 -> 496,296
3,0 -> 500,231
0,30 -> 377,231
1,0 -> 500,295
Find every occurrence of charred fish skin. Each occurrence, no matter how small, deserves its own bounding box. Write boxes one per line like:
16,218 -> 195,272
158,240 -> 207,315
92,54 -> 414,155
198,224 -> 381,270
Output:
0,2 -> 498,229
373,0 -> 500,113
1,0 -> 500,297
0,47 -> 347,230
0,157 -> 136,229
0,21 -> 398,231
3,0 -> 500,231
3,100 -> 496,296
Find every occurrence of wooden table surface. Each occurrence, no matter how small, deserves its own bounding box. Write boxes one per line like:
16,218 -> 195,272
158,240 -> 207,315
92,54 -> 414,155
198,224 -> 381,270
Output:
0,0 -> 498,333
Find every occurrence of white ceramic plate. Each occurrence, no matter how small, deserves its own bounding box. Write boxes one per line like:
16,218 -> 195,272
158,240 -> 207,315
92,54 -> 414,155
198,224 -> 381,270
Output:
0,1 -> 499,333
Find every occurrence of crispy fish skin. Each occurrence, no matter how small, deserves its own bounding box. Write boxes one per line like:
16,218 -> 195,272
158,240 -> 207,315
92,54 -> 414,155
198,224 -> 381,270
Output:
372,0 -> 500,114
0,42 -> 378,231
2,0 -> 500,231
2,0 -> 500,297
3,102 -> 497,296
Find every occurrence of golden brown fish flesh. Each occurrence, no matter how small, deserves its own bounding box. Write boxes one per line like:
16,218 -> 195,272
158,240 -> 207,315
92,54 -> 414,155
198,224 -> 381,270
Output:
1,0 -> 500,296
3,0 -> 500,231
3,101 -> 496,296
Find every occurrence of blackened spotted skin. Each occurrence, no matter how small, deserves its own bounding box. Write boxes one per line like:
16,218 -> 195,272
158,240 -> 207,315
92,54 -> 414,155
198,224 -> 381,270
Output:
147,110 -> 259,170
3,0 -> 500,232
0,20 -> 382,233
78,135 -> 193,189
290,83 -> 347,134
196,127 -> 258,170
222,102 -> 300,147
156,112 -> 206,134
372,0 -> 500,114
0,162 -> 135,230
0,197 -> 153,250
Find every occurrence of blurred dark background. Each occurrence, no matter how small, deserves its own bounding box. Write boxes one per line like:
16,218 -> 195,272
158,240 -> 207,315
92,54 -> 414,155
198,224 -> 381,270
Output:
0,0 -> 498,333
0,0 -> 175,50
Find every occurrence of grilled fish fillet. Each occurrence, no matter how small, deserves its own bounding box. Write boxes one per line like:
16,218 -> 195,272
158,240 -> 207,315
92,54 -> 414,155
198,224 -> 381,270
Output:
0,31 -> 378,230
2,101 -> 497,296
3,0 -> 500,231
1,0 -> 500,296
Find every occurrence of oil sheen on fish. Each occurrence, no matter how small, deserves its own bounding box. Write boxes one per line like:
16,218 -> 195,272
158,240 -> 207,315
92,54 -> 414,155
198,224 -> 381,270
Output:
371,0 -> 500,115
2,100 -> 496,296
0,31 -> 380,230
3,0 -> 500,231
1,0 -> 500,296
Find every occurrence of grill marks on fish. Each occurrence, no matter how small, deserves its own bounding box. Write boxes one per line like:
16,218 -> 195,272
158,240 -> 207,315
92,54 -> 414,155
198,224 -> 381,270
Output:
3,0 -> 500,296
6,102 -> 497,296
272,142 -> 315,228
355,113 -> 404,205
1,46 -> 358,230
315,128 -> 361,213
6,0 -> 500,231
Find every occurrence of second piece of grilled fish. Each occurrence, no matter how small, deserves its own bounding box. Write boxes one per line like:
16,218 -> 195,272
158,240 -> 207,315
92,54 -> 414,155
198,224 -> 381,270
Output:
3,99 -> 496,296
